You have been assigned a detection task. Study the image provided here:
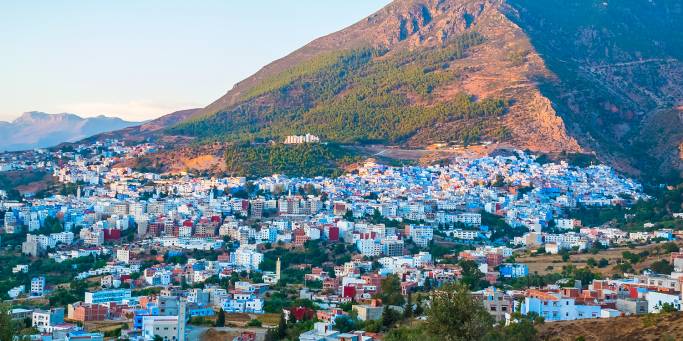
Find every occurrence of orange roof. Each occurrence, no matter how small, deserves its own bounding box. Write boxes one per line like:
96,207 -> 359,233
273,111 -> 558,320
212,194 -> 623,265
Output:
527,289 -> 560,301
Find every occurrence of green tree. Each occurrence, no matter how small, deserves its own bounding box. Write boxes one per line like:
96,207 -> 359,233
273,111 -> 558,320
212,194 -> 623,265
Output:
215,308 -> 225,327
377,274 -> 405,306
650,260 -> 674,274
0,304 -> 14,341
425,282 -> 494,341
458,260 -> 488,290
247,319 -> 262,327
385,325 -> 437,341
381,306 -> 401,330
403,292 -> 414,319
277,312 -> 287,339
484,312 -> 542,341
659,303 -> 678,313
334,316 -> 357,333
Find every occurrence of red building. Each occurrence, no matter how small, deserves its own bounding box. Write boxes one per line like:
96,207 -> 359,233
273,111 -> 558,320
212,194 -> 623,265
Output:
326,225 -> 340,242
342,285 -> 357,299
286,306 -> 315,322
103,228 -> 121,241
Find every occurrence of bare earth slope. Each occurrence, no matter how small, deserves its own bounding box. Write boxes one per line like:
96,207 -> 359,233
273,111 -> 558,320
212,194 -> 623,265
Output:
538,312 -> 683,341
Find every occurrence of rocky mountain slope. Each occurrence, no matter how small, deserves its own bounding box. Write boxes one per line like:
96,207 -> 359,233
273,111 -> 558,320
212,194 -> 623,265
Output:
139,0 -> 681,180
0,112 -> 139,151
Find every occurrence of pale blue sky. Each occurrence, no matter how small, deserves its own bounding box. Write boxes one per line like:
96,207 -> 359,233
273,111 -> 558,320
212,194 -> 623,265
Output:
0,0 -> 390,122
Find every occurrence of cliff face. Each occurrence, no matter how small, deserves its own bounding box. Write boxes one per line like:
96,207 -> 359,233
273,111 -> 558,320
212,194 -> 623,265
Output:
156,0 -> 680,180
503,0 -> 683,180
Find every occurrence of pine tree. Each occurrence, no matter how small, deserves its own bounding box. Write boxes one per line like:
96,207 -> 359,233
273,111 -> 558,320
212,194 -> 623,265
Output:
276,312 -> 287,339
403,292 -> 414,319
0,304 -> 14,341
215,308 -> 225,327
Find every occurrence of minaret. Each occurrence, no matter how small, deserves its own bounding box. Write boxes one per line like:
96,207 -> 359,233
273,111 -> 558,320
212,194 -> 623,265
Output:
77,186 -> 81,200
276,257 -> 281,282
178,299 -> 186,341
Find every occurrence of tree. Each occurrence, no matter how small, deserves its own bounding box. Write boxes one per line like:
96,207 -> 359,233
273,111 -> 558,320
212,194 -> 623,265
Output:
458,260 -> 488,290
265,329 -> 278,341
650,260 -> 674,275
0,304 -> 14,341
377,274 -> 405,306
385,325 -> 438,341
277,312 -> 287,339
414,297 -> 424,316
334,315 -> 357,333
403,292 -> 414,319
426,282 -> 494,341
663,242 -> 680,253
381,306 -> 401,330
561,252 -> 570,262
153,336 -> 163,341
659,303 -> 678,313
586,258 -> 597,267
484,312 -> 542,341
247,319 -> 262,327
215,308 -> 225,327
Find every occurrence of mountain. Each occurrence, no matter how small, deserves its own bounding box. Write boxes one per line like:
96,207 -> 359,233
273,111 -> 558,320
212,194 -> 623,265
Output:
151,0 -> 680,180
78,108 -> 201,144
0,112 -> 140,151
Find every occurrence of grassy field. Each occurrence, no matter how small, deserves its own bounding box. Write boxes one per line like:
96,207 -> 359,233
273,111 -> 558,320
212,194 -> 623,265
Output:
256,313 -> 281,327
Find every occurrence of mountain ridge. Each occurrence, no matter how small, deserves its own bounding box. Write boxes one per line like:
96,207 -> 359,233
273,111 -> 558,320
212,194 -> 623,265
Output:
0,111 -> 140,152
111,0 -> 682,181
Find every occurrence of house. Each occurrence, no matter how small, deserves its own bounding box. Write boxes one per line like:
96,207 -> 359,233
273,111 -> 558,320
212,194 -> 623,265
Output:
32,308 -> 65,333
30,276 -> 46,296
520,290 -> 600,321
475,287 -> 514,322
645,291 -> 682,313
499,264 -> 528,278
352,300 -> 383,321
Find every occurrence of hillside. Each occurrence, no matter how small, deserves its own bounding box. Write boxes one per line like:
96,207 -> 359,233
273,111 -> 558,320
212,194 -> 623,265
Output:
116,0 -> 680,180
171,0 -> 580,153
78,108 -> 200,145
0,112 -> 139,151
537,312 -> 683,341
504,0 -> 683,181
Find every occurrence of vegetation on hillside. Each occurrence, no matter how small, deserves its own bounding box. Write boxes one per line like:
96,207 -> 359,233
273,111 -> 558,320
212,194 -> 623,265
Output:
171,32 -> 509,146
224,143 -> 358,178
569,183 -> 683,231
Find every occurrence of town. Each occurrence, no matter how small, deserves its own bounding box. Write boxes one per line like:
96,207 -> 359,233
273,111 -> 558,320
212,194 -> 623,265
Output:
1,139 -> 681,341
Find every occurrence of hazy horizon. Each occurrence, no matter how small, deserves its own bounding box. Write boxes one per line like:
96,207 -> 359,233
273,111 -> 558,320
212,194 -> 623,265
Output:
0,1 -> 390,122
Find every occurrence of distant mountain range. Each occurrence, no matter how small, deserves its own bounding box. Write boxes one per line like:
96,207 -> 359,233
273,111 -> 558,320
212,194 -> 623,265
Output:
0,111 -> 140,151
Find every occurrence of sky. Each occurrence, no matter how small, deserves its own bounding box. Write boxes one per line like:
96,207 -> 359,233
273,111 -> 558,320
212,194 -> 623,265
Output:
0,0 -> 391,122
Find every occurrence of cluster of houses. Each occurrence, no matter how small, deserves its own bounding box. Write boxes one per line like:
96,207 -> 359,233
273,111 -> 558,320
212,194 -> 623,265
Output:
1,139 -> 678,341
